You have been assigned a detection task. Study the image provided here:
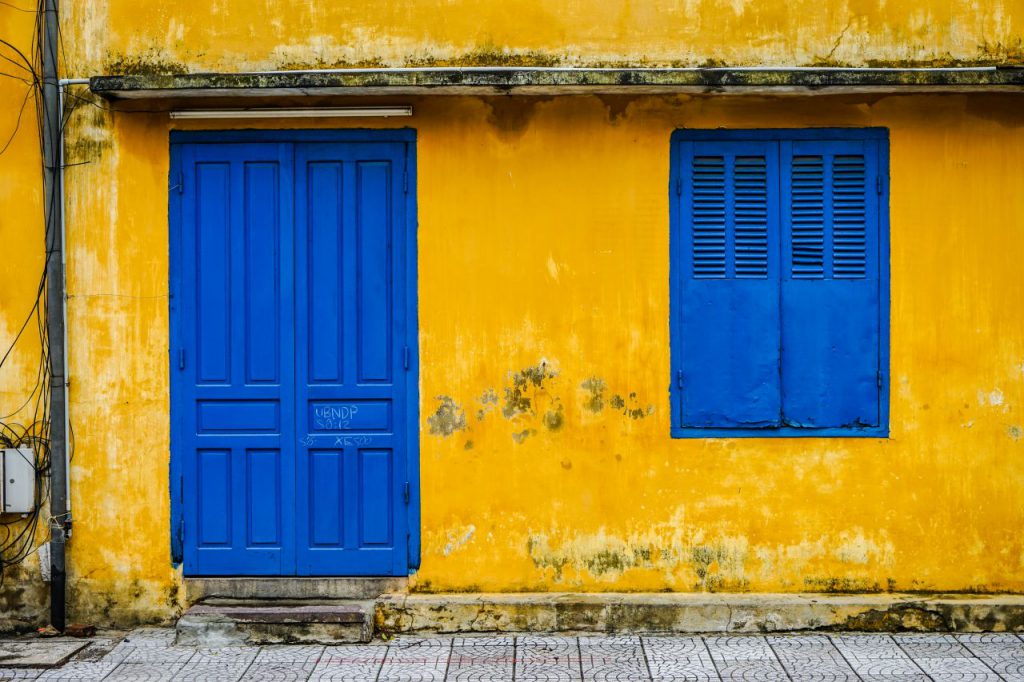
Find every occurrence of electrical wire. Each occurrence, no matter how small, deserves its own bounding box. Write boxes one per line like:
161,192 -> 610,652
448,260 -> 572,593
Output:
0,0 -> 71,585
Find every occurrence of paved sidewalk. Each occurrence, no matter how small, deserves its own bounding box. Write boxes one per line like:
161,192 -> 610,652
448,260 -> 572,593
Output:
4,628 -> 1024,681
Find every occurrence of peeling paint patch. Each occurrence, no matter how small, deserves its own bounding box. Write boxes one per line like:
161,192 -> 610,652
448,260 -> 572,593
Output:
476,388 -> 498,421
978,389 -> 1006,407
1010,426 -> 1022,441
526,526 -> 749,590
608,391 -> 654,419
427,395 -> 467,436
443,525 -> 476,556
502,361 -> 558,419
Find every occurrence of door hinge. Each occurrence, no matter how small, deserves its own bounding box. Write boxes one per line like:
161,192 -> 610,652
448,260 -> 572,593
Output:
403,168 -> 409,194
178,349 -> 186,370
676,370 -> 684,389
403,482 -> 410,505
876,175 -> 883,195
403,346 -> 410,370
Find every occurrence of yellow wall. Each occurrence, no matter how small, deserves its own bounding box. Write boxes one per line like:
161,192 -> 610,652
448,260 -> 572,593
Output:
51,93 -> 1024,624
62,0 -> 1024,74
0,2 -> 50,629
0,0 -> 1023,626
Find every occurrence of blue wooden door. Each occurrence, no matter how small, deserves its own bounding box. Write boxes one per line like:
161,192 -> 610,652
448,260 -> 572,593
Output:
171,133 -> 415,576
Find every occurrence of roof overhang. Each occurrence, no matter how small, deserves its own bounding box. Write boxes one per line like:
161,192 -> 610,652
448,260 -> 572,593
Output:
89,67 -> 1024,100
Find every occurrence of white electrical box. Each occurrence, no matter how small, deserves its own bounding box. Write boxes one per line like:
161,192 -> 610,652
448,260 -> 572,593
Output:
1,448 -> 35,514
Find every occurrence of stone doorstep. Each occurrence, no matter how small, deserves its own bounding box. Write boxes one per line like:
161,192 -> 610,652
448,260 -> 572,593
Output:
176,601 -> 375,645
184,576 -> 407,602
374,592 -> 1024,634
186,603 -> 367,624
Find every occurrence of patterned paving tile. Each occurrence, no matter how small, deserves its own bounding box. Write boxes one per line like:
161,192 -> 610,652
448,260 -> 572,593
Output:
518,636 -> 581,662
253,646 -> 326,664
765,635 -> 838,655
893,633 -> 974,657
842,657 -> 924,676
704,637 -> 775,661
980,656 -> 1024,678
579,636 -> 646,662
238,661 -> 317,682
171,662 -> 249,682
642,637 -> 706,660
778,656 -> 858,679
830,635 -> 906,660
516,662 -> 584,682
188,647 -> 260,665
118,646 -> 196,664
103,662 -> 188,681
451,637 -> 515,647
647,656 -> 719,681
36,661 -> 122,681
0,668 -> 43,680
447,640 -> 514,682
715,660 -> 789,681
516,638 -> 582,681
309,647 -> 385,682
578,638 -> 647,682
377,662 -> 449,682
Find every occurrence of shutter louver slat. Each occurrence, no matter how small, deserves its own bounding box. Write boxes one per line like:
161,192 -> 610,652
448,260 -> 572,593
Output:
832,154 -> 868,279
790,155 -> 825,279
691,155 -> 726,278
734,155 -> 769,279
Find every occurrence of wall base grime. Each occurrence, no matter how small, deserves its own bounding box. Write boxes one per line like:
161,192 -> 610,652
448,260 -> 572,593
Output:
375,593 -> 1024,634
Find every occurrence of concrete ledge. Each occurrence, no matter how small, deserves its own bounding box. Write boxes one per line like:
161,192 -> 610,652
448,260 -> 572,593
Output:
375,593 -> 1024,634
90,67 -> 1024,99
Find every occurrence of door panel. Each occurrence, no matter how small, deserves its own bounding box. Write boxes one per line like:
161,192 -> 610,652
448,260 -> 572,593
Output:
294,143 -> 408,576
676,140 -> 782,429
173,137 -> 412,576
178,142 -> 296,575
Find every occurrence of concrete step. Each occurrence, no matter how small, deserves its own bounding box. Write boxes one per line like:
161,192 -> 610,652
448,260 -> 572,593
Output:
176,600 -> 374,646
376,592 -> 1024,634
184,577 -> 406,601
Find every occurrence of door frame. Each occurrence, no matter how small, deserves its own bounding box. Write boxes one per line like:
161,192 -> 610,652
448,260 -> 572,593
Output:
168,128 -> 420,574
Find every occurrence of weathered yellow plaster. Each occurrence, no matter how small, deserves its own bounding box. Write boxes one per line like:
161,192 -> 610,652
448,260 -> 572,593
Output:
1,0 -> 1024,627
61,0 -> 1024,74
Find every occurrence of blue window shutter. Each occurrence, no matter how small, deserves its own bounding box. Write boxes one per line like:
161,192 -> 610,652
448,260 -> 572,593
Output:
676,140 -> 782,428
780,139 -> 882,428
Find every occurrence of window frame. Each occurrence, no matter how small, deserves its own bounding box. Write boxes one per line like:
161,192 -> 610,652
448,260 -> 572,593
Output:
669,128 -> 891,439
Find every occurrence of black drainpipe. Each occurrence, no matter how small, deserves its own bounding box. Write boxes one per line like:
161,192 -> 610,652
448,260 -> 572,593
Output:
41,0 -> 69,632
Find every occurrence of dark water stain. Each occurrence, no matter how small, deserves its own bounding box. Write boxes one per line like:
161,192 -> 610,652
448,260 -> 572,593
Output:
581,377 -> 606,413
511,428 -> 535,444
543,403 -> 565,431
483,96 -> 555,141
